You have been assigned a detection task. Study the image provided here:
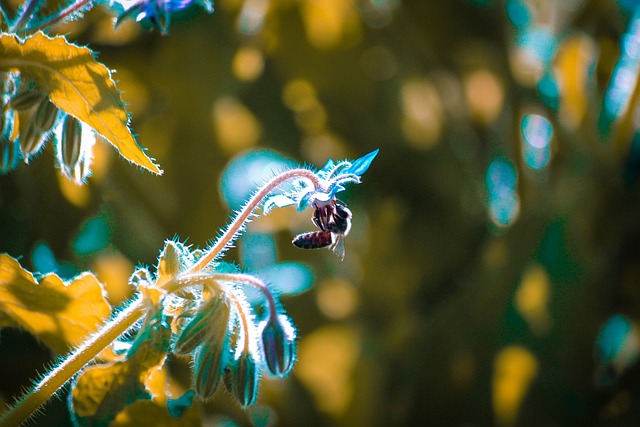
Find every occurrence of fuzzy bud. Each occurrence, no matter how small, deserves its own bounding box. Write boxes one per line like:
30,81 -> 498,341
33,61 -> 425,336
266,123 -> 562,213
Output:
173,296 -> 229,356
193,341 -> 228,400
224,352 -> 259,407
61,114 -> 82,169
33,98 -> 59,133
1,110 -> 21,174
260,314 -> 296,377
8,90 -> 45,111
57,115 -> 95,183
18,111 -> 47,159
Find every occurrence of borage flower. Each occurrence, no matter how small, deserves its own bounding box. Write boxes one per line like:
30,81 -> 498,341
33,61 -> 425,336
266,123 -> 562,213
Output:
106,0 -> 214,35
264,149 -> 378,259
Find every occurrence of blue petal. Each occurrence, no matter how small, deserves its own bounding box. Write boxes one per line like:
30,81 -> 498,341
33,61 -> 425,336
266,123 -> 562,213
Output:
345,149 -> 379,176
318,158 -> 335,176
263,194 -> 296,214
168,0 -> 193,11
197,0 -> 214,12
296,190 -> 315,211
328,183 -> 345,198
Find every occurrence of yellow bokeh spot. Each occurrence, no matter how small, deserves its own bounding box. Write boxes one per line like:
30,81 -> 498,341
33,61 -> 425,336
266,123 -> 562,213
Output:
510,46 -> 545,87
58,134 -> 113,202
301,132 -> 347,166
282,79 -> 317,112
492,346 -> 539,426
110,68 -> 150,118
554,33 -> 596,130
316,277 -> 359,319
464,69 -> 504,125
91,251 -> 135,306
295,325 -> 360,416
58,174 -> 90,208
515,264 -> 552,336
300,0 -> 362,49
282,79 -> 328,134
91,9 -> 141,46
212,96 -> 262,155
233,46 -> 265,81
400,78 -> 443,149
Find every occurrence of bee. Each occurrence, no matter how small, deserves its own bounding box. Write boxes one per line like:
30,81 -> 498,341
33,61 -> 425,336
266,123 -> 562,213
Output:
292,199 -> 352,259
292,230 -> 333,250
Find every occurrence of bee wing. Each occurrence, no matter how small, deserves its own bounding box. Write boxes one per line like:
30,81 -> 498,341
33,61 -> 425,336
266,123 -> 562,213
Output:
330,233 -> 346,260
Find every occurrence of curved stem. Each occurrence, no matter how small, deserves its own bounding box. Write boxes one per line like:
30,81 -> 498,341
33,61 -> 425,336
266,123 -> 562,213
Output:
0,168 -> 322,426
186,168 -> 322,275
227,292 -> 252,352
0,298 -> 145,427
167,272 -> 277,321
23,0 -> 90,33
10,0 -> 41,33
215,273 -> 278,321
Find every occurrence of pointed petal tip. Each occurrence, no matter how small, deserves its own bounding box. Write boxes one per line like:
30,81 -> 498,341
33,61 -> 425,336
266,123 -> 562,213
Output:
346,148 -> 379,176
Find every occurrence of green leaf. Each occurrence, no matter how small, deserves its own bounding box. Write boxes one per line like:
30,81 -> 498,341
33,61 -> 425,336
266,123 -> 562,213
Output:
0,253 -> 111,354
0,32 -> 162,175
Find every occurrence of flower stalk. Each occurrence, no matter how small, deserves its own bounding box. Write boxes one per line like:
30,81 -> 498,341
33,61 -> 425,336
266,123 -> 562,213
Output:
0,298 -> 145,427
10,0 -> 41,33
0,166 -> 329,426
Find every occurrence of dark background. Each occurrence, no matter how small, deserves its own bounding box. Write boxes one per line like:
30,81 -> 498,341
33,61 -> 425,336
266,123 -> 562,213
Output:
3,0 -> 640,425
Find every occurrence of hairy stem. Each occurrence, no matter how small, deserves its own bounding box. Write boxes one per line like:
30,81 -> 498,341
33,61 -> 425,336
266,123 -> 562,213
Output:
9,0 -> 40,33
215,273 -> 278,321
227,292 -> 252,351
187,168 -> 322,274
23,0 -> 90,32
11,0 -> 41,33
0,298 -> 145,427
168,272 -> 277,322
0,168 -> 321,425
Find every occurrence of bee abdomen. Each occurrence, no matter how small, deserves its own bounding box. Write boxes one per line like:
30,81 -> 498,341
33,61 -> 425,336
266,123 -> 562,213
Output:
292,231 -> 332,249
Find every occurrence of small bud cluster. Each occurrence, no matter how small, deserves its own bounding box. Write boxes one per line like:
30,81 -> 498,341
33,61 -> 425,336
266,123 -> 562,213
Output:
64,151 -> 376,414
0,72 -> 95,183
124,241 -> 298,408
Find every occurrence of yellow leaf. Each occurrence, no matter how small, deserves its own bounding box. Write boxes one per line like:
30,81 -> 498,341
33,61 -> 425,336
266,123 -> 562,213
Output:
0,254 -> 112,354
71,313 -> 170,424
72,360 -> 151,424
0,32 -> 162,175
110,398 -> 201,427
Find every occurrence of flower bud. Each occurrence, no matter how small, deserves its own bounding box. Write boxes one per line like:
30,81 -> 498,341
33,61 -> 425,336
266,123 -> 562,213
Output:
8,90 -> 45,111
193,341 -> 228,400
1,110 -> 21,174
173,296 -> 229,356
224,352 -> 259,407
61,114 -> 82,169
260,314 -> 296,377
57,115 -> 95,183
18,111 -> 47,160
33,98 -> 59,133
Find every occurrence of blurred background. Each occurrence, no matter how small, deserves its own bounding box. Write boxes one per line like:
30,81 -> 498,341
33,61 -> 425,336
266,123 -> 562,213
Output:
3,0 -> 640,425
